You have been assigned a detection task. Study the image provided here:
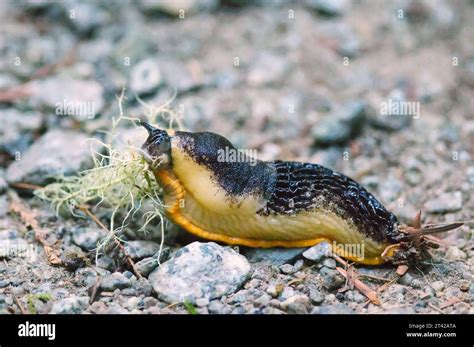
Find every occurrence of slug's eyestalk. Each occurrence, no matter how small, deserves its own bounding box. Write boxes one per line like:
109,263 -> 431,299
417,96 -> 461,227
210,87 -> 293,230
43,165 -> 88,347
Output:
140,121 -> 171,169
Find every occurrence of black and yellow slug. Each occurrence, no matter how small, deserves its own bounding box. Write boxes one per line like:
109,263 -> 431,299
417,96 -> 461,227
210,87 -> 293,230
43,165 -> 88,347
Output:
140,122 -> 462,265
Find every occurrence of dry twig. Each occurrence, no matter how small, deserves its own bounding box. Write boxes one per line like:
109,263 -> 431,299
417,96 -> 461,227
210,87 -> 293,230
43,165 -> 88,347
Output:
77,205 -> 143,279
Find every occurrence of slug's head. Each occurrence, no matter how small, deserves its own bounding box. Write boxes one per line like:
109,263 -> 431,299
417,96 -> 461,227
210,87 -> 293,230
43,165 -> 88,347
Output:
140,121 -> 172,169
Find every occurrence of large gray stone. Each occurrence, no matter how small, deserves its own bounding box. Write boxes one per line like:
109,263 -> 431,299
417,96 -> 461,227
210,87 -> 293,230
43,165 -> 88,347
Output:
6,129 -> 92,185
149,242 -> 251,303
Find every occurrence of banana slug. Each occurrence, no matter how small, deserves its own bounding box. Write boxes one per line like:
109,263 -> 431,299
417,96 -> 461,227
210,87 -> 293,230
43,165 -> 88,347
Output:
140,122 -> 462,265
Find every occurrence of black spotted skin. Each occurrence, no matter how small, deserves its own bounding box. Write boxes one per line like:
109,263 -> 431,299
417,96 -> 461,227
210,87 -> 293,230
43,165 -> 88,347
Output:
259,161 -> 400,244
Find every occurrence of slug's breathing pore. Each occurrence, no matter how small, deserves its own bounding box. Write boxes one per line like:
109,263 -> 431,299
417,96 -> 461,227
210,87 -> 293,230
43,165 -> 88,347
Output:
140,122 -> 463,265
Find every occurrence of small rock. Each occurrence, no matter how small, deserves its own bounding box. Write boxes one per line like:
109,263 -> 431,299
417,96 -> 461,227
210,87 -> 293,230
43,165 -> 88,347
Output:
96,255 -> 115,272
61,0 -> 108,36
29,77 -> 104,120
149,242 -> 251,303
399,273 -> 414,286
132,278 -> 153,296
431,281 -> 445,292
229,290 -> 249,304
121,288 -> 138,296
247,52 -> 289,87
280,295 -> 310,314
0,109 -> 42,157
122,270 -> 136,280
130,58 -> 162,96
158,59 -> 205,93
76,267 -> 101,288
320,22 -> 359,57
311,304 -> 353,314
368,89 -> 412,131
312,101 -> 367,146
322,258 -> 336,269
0,229 -> 20,240
293,259 -> 305,272
320,268 -> 345,290
231,306 -> 246,314
142,297 -> 159,309
414,299 -> 429,313
0,293 -> 13,309
458,280 -> 470,292
72,226 -> 102,251
243,247 -> 305,265
302,242 -> 332,262
0,280 -> 9,288
425,191 -> 463,213
50,296 -> 89,314
306,0 -> 348,16
6,130 -> 92,185
279,264 -> 295,274
139,0 -> 218,16
135,257 -> 159,277
383,307 -> 416,314
278,286 -> 295,301
261,307 -> 286,314
254,293 -> 271,307
207,300 -> 224,314
411,279 -> 424,289
100,272 -> 131,292
195,298 -> 209,307
124,240 -> 163,261
378,174 -> 403,203
266,282 -> 282,298
446,246 -> 467,261
61,246 -> 88,271
309,289 -> 325,305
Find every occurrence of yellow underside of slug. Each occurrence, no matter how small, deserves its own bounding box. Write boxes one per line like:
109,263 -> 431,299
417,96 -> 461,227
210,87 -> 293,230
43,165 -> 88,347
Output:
153,136 -> 392,265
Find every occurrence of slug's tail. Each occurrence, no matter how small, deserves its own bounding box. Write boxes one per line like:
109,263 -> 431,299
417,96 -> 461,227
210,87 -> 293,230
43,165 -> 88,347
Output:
383,211 -> 466,265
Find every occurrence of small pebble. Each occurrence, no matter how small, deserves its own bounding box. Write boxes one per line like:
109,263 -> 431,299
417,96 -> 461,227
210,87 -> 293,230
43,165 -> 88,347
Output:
458,280 -> 470,292
431,281 -> 445,292
309,289 -> 325,305
279,264 -> 294,274
321,257 -> 336,269
208,300 -> 224,314
195,298 -> 210,307
302,242 -> 331,262
446,246 -> 467,261
100,272 -> 131,292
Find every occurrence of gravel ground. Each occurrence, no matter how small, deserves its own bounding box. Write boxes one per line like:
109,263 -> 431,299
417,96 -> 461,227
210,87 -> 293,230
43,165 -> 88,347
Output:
0,0 -> 473,314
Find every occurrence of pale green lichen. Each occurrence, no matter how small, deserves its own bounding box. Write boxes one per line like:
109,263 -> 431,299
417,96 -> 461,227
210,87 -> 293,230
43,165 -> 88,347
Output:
35,89 -> 183,263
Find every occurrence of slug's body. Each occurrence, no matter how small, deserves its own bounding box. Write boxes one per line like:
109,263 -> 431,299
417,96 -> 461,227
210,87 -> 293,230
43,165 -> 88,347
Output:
142,123 -> 463,265
140,123 -> 408,265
